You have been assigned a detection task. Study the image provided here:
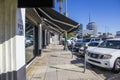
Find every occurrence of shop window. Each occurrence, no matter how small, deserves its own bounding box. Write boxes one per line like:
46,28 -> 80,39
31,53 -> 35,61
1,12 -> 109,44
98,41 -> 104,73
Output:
25,18 -> 35,63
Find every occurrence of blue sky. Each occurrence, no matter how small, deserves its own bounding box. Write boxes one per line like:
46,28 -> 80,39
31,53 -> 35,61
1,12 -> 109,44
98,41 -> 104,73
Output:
53,0 -> 120,35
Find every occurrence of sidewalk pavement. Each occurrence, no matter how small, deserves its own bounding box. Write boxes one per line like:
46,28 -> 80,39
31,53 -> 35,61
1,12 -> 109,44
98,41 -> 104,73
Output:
26,41 -> 103,80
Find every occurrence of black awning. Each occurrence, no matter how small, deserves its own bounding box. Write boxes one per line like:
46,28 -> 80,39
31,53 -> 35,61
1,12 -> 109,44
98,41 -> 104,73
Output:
35,8 -> 79,33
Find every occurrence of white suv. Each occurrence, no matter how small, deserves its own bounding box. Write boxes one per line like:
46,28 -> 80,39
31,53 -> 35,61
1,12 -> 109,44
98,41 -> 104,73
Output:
86,38 -> 120,72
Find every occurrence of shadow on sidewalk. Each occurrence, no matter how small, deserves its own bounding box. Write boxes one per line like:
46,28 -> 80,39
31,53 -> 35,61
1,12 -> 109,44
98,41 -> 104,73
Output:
49,66 -> 84,73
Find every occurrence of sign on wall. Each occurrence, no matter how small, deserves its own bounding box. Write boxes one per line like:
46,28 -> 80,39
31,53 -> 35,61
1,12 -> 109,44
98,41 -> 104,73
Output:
18,0 -> 54,8
17,23 -> 24,35
16,9 -> 24,36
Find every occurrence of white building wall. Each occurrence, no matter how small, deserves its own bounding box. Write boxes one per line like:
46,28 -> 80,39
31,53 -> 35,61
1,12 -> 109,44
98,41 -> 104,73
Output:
0,0 -> 18,74
16,8 -> 25,70
0,0 -> 26,79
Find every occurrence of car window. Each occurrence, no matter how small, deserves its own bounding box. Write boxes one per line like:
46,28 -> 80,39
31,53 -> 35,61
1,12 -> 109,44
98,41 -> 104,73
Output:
99,40 -> 120,49
76,40 -> 82,42
91,39 -> 94,42
88,43 -> 99,47
95,38 -> 100,41
83,38 -> 91,42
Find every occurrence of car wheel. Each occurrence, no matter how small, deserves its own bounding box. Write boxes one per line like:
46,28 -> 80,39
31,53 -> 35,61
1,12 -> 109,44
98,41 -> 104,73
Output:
113,58 -> 120,73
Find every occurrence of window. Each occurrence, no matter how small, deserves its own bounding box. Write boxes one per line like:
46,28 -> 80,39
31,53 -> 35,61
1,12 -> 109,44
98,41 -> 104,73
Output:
25,18 -> 35,63
88,43 -> 99,47
95,38 -> 100,41
99,40 -> 120,49
83,38 -> 91,42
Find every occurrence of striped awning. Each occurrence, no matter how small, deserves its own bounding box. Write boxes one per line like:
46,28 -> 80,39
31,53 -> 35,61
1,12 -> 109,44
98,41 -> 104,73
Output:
35,8 -> 79,33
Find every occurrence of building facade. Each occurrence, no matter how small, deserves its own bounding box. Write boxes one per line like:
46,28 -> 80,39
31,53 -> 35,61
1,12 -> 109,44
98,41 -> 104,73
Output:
74,24 -> 83,38
83,30 -> 94,37
116,31 -> 120,38
86,22 -> 97,37
0,1 -> 79,80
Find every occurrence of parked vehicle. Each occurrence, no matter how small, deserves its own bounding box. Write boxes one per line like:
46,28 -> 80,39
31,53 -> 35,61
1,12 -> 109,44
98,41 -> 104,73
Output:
102,38 -> 113,41
79,42 -> 100,56
73,39 -> 84,52
86,38 -> 120,72
83,38 -> 102,45
67,37 -> 77,49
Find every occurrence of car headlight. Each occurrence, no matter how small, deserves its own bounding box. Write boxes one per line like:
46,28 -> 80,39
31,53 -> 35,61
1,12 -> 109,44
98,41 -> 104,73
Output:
102,54 -> 112,59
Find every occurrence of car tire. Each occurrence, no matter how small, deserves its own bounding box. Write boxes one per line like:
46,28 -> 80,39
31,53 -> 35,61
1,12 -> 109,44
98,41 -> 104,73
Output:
113,58 -> 120,73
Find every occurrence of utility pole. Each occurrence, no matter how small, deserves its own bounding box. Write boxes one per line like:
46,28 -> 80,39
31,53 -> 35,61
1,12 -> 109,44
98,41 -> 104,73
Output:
108,26 -> 109,35
64,0 -> 68,51
105,26 -> 107,37
64,0 -> 68,17
89,13 -> 91,23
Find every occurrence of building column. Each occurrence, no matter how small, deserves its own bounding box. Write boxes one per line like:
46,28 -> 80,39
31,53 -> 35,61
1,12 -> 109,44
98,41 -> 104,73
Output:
0,1 -> 26,79
59,34 -> 63,45
34,26 -> 39,56
44,29 -> 47,48
38,24 -> 42,56
46,31 -> 48,45
59,34 -> 61,45
64,31 -> 68,50
47,31 -> 50,44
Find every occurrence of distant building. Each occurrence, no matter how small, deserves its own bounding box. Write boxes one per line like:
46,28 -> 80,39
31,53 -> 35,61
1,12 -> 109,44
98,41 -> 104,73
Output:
74,24 -> 83,38
83,29 -> 94,37
115,31 -> 120,38
86,22 -> 97,37
99,32 -> 114,38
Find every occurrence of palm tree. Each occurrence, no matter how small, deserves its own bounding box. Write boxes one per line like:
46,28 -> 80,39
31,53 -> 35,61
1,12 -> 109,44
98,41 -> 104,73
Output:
57,0 -> 64,13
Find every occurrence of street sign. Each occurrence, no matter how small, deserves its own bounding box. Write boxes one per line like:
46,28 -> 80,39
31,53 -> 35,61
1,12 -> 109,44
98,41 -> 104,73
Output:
18,0 -> 54,8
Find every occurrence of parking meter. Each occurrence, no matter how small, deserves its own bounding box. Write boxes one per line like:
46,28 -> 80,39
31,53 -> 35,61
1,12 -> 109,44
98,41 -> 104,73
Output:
83,44 -> 88,73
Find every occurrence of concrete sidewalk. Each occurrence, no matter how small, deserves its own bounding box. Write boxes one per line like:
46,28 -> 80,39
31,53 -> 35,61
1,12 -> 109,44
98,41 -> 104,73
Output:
26,41 -> 103,80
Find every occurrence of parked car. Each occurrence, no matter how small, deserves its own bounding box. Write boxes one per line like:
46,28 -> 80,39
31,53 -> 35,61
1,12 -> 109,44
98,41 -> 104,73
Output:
73,39 -> 84,52
67,37 -> 77,49
86,38 -> 120,72
83,38 -> 102,45
102,37 -> 113,41
79,42 -> 100,56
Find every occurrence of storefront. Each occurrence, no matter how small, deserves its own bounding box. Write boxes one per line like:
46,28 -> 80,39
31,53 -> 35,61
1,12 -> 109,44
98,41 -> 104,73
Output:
0,3 -> 79,80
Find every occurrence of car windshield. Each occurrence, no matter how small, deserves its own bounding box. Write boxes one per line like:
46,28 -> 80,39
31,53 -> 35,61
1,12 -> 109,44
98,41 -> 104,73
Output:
76,40 -> 82,42
88,43 -> 99,47
83,39 -> 91,42
98,40 -> 120,49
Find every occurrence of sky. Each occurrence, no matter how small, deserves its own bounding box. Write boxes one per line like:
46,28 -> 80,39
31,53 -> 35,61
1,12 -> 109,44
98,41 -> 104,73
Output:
53,0 -> 120,35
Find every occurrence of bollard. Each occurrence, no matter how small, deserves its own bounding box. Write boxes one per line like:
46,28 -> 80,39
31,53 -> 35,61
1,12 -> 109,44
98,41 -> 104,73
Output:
83,54 -> 87,73
83,44 -> 88,73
